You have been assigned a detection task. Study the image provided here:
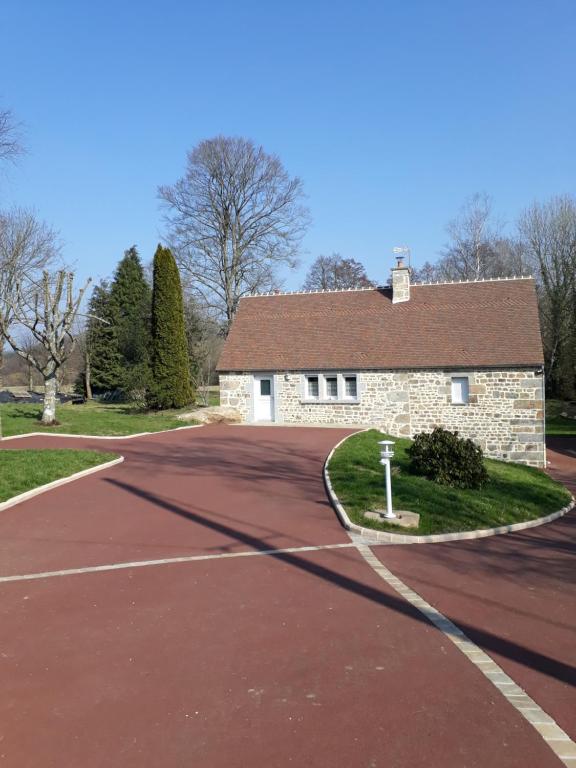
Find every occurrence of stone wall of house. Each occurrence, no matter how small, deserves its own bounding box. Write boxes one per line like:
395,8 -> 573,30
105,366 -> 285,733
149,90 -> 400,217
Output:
219,369 -> 545,467
405,369 -> 545,467
219,374 -> 252,422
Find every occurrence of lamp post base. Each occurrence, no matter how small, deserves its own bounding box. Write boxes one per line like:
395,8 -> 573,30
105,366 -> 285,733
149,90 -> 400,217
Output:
364,510 -> 421,529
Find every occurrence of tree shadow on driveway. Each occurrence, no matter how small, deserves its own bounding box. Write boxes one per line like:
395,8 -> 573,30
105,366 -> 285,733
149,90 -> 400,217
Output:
106,476 -> 576,690
399,514 -> 576,586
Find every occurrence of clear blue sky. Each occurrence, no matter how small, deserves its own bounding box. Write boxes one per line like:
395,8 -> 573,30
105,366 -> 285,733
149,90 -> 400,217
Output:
1,0 -> 575,289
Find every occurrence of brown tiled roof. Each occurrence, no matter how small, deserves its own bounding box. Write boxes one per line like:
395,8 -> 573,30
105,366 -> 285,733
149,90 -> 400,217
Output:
216,278 -> 544,372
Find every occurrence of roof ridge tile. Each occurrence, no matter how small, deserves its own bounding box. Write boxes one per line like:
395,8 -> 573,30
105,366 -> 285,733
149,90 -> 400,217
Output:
241,275 -> 534,299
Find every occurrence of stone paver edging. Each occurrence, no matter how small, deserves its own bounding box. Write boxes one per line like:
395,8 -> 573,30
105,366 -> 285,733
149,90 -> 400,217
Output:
357,544 -> 576,766
0,542 -> 356,584
0,423 -> 204,442
324,432 -> 575,545
0,456 -> 125,512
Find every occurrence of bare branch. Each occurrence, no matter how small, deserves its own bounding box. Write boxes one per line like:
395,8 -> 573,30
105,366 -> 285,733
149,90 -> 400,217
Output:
430,193 -> 531,282
518,195 -> 576,397
0,108 -> 24,166
302,254 -> 374,291
0,207 -> 61,342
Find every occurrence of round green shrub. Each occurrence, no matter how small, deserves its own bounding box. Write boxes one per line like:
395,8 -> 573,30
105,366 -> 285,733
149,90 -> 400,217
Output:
407,427 -> 488,489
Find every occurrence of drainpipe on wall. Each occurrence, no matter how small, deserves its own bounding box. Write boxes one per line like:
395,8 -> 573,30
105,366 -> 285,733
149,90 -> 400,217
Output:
540,366 -> 546,467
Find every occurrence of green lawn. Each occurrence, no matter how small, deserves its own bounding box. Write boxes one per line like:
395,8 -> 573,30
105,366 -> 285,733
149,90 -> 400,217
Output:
196,389 -> 221,408
0,449 -> 118,503
328,430 -> 572,535
546,399 -> 576,437
0,401 -> 196,437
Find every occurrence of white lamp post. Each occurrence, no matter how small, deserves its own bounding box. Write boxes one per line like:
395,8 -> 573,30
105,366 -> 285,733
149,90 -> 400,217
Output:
378,440 -> 396,519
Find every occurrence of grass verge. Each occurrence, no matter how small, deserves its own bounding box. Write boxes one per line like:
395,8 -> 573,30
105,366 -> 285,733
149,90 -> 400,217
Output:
546,399 -> 576,437
0,401 -> 196,438
328,430 -> 572,535
0,449 -> 119,503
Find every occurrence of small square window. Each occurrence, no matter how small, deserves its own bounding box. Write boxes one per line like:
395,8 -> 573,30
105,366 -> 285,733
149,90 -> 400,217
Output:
260,379 -> 271,396
451,376 -> 469,404
344,376 -> 358,399
306,375 -> 319,399
325,376 -> 338,399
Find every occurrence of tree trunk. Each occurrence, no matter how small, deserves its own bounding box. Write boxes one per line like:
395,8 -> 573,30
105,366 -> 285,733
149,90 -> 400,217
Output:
28,362 -> 34,391
85,350 -> 92,400
42,370 -> 58,424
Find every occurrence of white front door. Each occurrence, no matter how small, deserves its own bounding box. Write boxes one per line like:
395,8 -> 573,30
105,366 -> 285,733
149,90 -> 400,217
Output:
254,375 -> 275,421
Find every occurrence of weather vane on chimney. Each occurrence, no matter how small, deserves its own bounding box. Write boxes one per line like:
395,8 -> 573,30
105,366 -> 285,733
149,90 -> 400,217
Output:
392,245 -> 411,268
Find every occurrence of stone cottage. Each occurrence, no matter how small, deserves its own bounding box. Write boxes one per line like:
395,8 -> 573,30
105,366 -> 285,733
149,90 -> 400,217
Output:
217,259 -> 546,467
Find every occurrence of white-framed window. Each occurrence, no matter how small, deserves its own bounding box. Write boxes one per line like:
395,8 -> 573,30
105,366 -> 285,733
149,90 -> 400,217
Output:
451,376 -> 470,405
306,375 -> 320,399
344,375 -> 358,399
325,376 -> 338,400
301,373 -> 360,403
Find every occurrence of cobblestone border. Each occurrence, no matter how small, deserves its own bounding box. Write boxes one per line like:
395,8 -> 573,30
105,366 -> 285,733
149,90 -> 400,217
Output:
0,455 -> 125,512
357,543 -> 576,766
324,431 -> 575,544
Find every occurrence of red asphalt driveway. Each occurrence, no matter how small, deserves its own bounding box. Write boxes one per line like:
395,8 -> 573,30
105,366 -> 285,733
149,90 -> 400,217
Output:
372,437 -> 576,744
0,425 -> 574,768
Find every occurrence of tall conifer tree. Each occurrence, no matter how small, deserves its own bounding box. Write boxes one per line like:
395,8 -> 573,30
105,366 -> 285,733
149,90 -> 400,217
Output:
84,281 -> 123,393
148,245 -> 194,408
109,246 -> 151,392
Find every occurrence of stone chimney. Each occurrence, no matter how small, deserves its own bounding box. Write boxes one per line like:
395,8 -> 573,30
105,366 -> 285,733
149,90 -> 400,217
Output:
391,256 -> 410,303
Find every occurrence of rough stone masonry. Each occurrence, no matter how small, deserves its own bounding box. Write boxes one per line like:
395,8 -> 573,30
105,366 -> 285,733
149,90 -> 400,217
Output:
220,368 -> 546,467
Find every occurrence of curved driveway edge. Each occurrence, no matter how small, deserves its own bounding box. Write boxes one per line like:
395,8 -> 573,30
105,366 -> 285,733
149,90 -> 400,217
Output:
324,432 -> 575,544
0,455 -> 125,512
0,423 -> 204,442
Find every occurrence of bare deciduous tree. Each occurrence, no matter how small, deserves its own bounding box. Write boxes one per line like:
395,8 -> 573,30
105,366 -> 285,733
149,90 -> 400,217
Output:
0,208 -> 60,387
439,193 -> 501,280
159,136 -> 309,330
411,260 -> 442,283
3,270 -> 90,424
184,299 -> 223,405
427,193 -> 531,282
519,195 -> 576,397
302,254 -> 374,291
0,108 -> 24,167
489,236 -> 531,278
